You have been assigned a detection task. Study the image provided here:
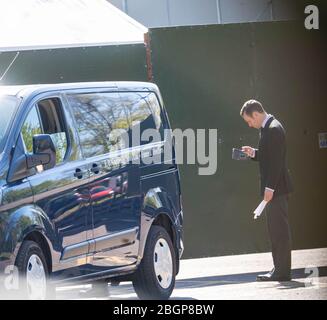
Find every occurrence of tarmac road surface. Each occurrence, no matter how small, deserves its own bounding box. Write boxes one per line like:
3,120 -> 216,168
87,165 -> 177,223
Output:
56,247 -> 327,300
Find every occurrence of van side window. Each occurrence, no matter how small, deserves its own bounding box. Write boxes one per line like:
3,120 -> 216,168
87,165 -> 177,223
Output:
143,92 -> 163,132
21,98 -> 68,165
67,91 -> 164,158
119,92 -> 164,145
21,106 -> 42,154
67,92 -> 128,158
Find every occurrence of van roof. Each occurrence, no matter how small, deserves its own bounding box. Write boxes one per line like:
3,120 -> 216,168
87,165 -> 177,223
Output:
0,81 -> 159,98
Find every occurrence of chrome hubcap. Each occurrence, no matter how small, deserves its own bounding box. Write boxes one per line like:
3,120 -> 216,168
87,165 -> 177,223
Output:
26,254 -> 46,300
153,238 -> 173,289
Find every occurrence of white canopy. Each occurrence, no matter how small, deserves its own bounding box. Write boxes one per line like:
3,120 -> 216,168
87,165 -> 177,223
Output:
0,0 -> 148,51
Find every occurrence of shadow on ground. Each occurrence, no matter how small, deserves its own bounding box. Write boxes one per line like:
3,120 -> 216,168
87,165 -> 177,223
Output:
55,266 -> 327,299
172,266 -> 327,290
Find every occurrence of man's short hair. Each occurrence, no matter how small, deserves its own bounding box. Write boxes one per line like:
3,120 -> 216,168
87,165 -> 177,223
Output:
240,99 -> 265,117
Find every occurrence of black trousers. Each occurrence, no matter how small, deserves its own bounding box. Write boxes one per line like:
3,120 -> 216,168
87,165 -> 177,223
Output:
266,194 -> 292,276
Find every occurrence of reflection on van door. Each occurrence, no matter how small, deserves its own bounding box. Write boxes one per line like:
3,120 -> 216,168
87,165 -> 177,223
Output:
89,158 -> 141,269
67,92 -> 142,269
22,98 -> 92,275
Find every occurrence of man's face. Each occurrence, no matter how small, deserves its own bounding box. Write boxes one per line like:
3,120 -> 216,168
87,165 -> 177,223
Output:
242,112 -> 262,129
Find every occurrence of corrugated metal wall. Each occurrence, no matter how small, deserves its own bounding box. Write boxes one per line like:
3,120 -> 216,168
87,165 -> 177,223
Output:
149,21 -> 327,258
0,43 -> 147,85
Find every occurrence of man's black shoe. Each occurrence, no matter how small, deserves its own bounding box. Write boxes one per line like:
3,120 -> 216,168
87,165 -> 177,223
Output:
256,272 -> 291,282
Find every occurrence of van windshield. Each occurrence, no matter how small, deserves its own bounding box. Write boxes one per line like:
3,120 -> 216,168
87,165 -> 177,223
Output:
0,95 -> 21,153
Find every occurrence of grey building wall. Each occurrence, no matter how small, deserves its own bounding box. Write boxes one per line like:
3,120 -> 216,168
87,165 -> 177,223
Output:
107,0 -> 302,27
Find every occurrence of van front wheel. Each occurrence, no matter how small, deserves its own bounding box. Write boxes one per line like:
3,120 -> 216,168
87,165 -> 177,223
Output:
15,240 -> 51,299
133,225 -> 176,300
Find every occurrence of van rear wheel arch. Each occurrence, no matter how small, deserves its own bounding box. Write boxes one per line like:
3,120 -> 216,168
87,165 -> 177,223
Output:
152,213 -> 176,250
146,212 -> 180,275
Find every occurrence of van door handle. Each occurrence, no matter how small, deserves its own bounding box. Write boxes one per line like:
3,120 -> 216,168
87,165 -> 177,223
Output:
91,163 -> 100,174
74,168 -> 85,179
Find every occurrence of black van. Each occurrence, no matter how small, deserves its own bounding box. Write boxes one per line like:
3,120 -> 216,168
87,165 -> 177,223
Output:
0,82 -> 184,300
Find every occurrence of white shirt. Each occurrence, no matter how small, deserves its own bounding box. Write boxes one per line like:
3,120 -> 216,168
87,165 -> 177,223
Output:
262,113 -> 273,128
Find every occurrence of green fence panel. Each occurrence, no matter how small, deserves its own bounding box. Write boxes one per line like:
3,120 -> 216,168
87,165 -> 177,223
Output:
150,21 -> 327,258
0,44 -> 147,85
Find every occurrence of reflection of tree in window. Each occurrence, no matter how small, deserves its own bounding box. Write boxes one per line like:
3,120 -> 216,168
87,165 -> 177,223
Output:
21,100 -> 68,165
37,99 -> 68,164
121,93 -> 152,127
21,106 -> 42,154
68,93 -> 129,157
50,132 -> 67,164
68,92 -> 164,157
120,92 -> 163,145
146,93 -> 162,130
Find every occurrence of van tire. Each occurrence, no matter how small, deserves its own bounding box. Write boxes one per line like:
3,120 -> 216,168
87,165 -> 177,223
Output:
15,240 -> 53,299
132,225 -> 176,300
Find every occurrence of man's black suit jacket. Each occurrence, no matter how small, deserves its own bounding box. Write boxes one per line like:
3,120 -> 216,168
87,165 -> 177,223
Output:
252,116 -> 293,197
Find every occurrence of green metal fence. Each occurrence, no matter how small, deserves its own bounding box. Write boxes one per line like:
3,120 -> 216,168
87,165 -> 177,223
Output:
1,21 -> 326,259
149,21 -> 327,258
0,43 -> 147,85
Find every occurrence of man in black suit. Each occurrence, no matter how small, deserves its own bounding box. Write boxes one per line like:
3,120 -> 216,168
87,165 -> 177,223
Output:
240,99 -> 293,281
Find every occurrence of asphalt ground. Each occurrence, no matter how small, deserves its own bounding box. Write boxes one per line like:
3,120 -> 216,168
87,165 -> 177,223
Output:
56,247 -> 327,300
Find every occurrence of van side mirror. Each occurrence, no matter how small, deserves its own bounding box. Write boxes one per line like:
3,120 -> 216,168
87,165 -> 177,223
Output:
8,134 -> 57,183
27,134 -> 56,170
